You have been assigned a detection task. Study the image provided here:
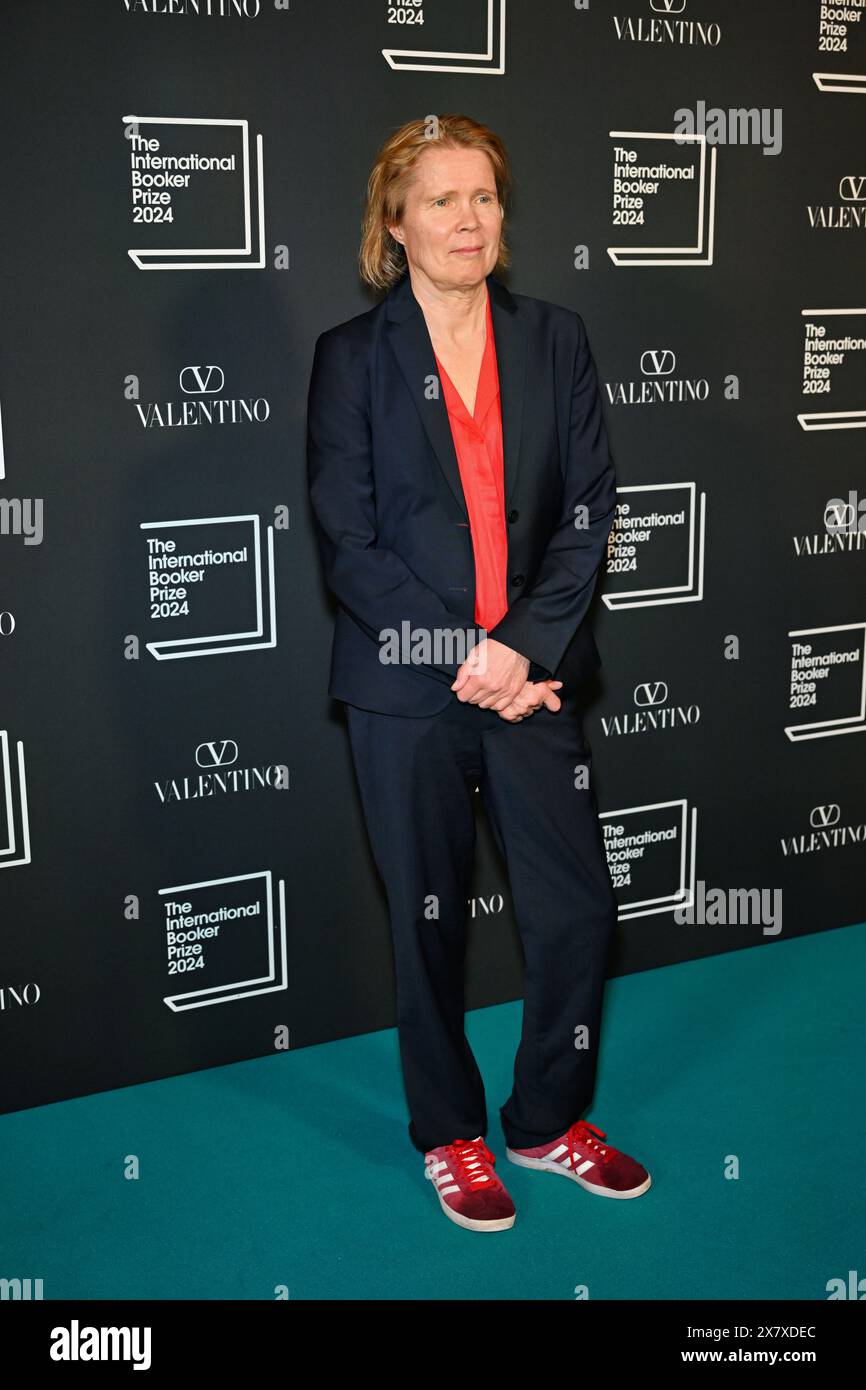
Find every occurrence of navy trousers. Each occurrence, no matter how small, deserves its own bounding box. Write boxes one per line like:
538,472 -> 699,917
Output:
345,683 -> 618,1155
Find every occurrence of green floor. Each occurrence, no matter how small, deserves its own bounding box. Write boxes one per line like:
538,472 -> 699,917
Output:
3,924 -> 864,1300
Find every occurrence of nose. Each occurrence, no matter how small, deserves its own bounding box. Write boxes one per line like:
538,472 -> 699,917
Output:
456,203 -> 480,231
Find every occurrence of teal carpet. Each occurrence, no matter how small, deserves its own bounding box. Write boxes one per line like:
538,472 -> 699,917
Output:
2,924 -> 864,1300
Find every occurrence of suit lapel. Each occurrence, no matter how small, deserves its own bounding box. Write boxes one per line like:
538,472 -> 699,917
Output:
490,275 -> 526,518
385,271 -> 525,520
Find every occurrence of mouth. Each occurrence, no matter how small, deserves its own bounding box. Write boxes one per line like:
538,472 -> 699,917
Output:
452,247 -> 483,256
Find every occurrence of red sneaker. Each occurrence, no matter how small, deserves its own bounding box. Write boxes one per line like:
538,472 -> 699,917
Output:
506,1120 -> 651,1199
424,1136 -> 516,1231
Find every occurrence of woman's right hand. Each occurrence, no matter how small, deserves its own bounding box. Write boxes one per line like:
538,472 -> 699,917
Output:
496,679 -> 564,722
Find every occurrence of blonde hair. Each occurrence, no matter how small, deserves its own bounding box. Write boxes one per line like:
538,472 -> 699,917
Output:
358,114 -> 513,292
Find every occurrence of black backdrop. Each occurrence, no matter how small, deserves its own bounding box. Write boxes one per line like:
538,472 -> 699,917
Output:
1,0 -> 863,1116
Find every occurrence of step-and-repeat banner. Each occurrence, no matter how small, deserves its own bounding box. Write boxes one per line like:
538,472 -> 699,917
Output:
1,1 -> 863,1115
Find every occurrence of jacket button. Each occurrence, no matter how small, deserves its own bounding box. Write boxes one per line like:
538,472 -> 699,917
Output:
507,509 -> 519,524
511,574 -> 525,586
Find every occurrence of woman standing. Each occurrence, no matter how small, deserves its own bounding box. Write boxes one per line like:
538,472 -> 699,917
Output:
307,114 -> 650,1232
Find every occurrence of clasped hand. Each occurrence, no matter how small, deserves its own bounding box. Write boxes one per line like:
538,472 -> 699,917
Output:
451,637 -> 563,722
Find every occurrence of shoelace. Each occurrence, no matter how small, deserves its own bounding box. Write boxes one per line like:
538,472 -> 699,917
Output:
567,1120 -> 613,1166
444,1137 -> 503,1188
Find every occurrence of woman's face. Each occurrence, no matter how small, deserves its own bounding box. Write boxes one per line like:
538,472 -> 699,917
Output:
387,144 -> 503,292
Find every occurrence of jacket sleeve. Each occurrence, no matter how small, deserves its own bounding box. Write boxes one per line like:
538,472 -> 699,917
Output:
485,312 -> 617,676
306,328 -> 484,682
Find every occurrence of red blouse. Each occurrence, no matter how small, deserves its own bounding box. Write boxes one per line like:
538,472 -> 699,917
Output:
433,289 -> 509,634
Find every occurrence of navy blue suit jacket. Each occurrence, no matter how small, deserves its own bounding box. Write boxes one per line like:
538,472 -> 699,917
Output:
306,271 -> 617,717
